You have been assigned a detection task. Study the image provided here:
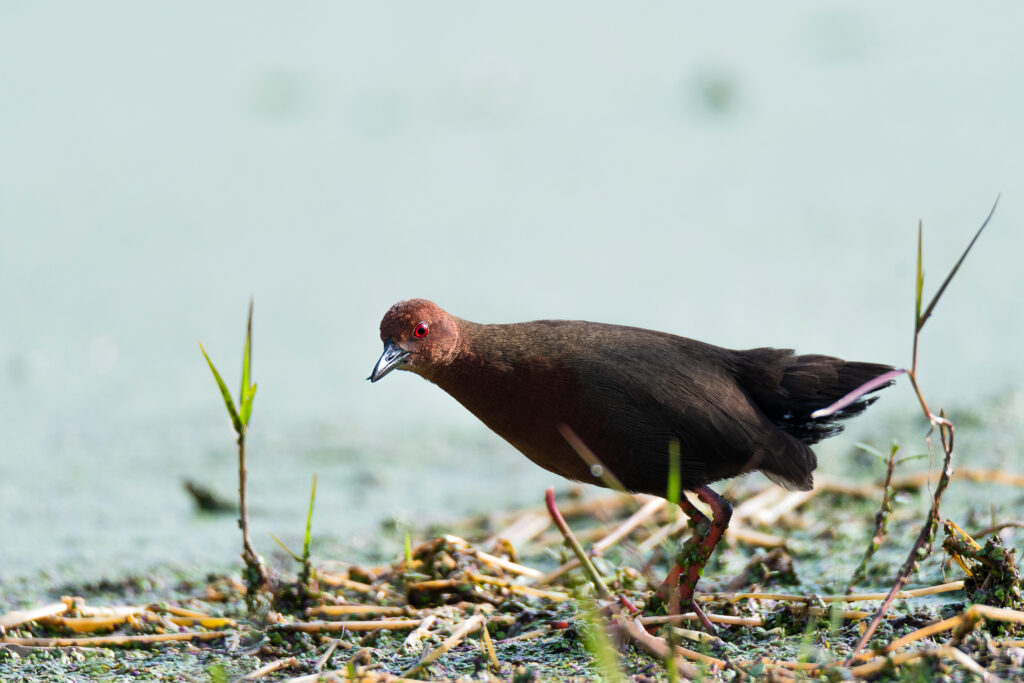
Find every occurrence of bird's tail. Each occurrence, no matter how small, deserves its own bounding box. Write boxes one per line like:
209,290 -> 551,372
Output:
734,348 -> 894,444
733,348 -> 894,491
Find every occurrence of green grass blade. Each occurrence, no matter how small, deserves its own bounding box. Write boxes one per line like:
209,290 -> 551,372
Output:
667,439 -> 681,506
269,532 -> 302,562
915,221 -> 924,331
303,473 -> 317,562
917,196 -> 998,333
199,341 -> 243,435
241,383 -> 257,426
240,298 -> 253,423
404,531 -> 413,566
580,601 -> 626,683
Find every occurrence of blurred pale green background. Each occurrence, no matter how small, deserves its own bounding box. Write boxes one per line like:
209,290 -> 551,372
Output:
1,3 -> 1021,584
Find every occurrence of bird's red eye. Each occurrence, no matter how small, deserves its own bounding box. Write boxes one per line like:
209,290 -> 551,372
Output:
413,322 -> 429,338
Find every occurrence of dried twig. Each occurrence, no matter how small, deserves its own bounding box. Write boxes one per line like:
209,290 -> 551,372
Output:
239,656 -> 298,680
401,614 -> 483,678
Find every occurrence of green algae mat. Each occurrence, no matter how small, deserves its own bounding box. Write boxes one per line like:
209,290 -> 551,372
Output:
3,468 -> 1023,682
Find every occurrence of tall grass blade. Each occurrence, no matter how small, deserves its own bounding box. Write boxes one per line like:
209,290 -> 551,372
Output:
241,383 -> 257,427
915,221 -> 924,330
917,196 -> 998,332
303,474 -> 317,562
199,341 -> 243,435
667,439 -> 681,506
240,298 -> 254,426
269,532 -> 302,562
580,601 -> 626,683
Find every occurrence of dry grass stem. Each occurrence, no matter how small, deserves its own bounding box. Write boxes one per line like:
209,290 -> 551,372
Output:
239,656 -> 298,680
401,614 -> 483,678
307,605 -> 408,618
0,602 -> 70,629
466,572 -> 569,601
1,632 -> 228,647
275,619 -> 422,633
473,550 -> 544,579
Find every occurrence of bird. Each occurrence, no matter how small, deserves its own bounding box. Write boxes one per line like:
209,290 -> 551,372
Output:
370,298 -> 894,627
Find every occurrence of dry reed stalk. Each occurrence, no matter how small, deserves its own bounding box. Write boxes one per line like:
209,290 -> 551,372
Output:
466,572 -> 569,602
483,511 -> 551,549
849,645 -> 993,679
871,604 -> 1024,658
544,487 -> 614,601
0,631 -> 227,647
167,616 -> 235,628
37,615 -> 132,633
239,656 -> 298,680
744,490 -> 820,526
710,580 -> 964,605
307,605 -> 409,618
406,579 -> 461,592
313,638 -> 349,672
276,619 -> 422,633
400,613 -> 483,677
472,550 -> 544,579
78,604 -> 146,618
478,614 -> 500,671
0,602 -> 70,629
725,526 -> 787,548
400,614 -> 437,653
283,670 -> 425,683
162,605 -> 212,618
316,573 -> 378,593
534,498 -> 665,585
498,628 -> 547,642
891,467 -> 1024,490
640,613 -> 764,628
613,613 -> 703,679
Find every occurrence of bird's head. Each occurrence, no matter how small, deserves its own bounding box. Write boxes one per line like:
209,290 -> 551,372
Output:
369,299 -> 462,382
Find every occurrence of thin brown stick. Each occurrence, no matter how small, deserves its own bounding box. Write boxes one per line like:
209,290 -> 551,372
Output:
478,613 -> 500,671
535,497 -> 664,585
972,521 -> 1024,538
0,631 -> 228,647
848,445 -> 900,591
401,614 -> 437,653
473,550 -> 545,579
275,619 -> 421,633
466,572 -> 569,602
544,487 -> 614,601
239,656 -> 298,680
0,602 -> 70,629
307,605 -> 408,618
709,580 -> 964,604
641,613 -> 763,628
613,613 -> 703,679
401,614 -> 483,678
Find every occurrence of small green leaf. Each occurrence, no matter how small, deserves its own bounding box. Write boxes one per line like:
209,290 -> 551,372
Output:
269,533 -> 302,562
241,298 -> 253,410
303,474 -> 317,562
199,341 -> 244,435
853,442 -> 885,461
240,382 -> 257,426
918,196 -> 998,333
915,221 -> 924,331
666,439 -> 681,506
404,531 -> 413,566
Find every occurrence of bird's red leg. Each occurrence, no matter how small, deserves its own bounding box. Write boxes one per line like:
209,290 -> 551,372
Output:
657,486 -> 733,631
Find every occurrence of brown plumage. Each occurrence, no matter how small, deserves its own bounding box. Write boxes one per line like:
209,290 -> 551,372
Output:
370,298 -> 893,627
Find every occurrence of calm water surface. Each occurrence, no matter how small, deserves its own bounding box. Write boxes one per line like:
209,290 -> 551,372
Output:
1,3 -> 1022,587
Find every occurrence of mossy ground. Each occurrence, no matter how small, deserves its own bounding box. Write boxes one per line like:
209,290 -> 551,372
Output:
3,462 -> 1022,681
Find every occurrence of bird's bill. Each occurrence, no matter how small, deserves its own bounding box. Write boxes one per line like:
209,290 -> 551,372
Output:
369,339 -> 410,382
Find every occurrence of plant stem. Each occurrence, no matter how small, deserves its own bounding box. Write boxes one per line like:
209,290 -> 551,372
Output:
238,432 -> 268,595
